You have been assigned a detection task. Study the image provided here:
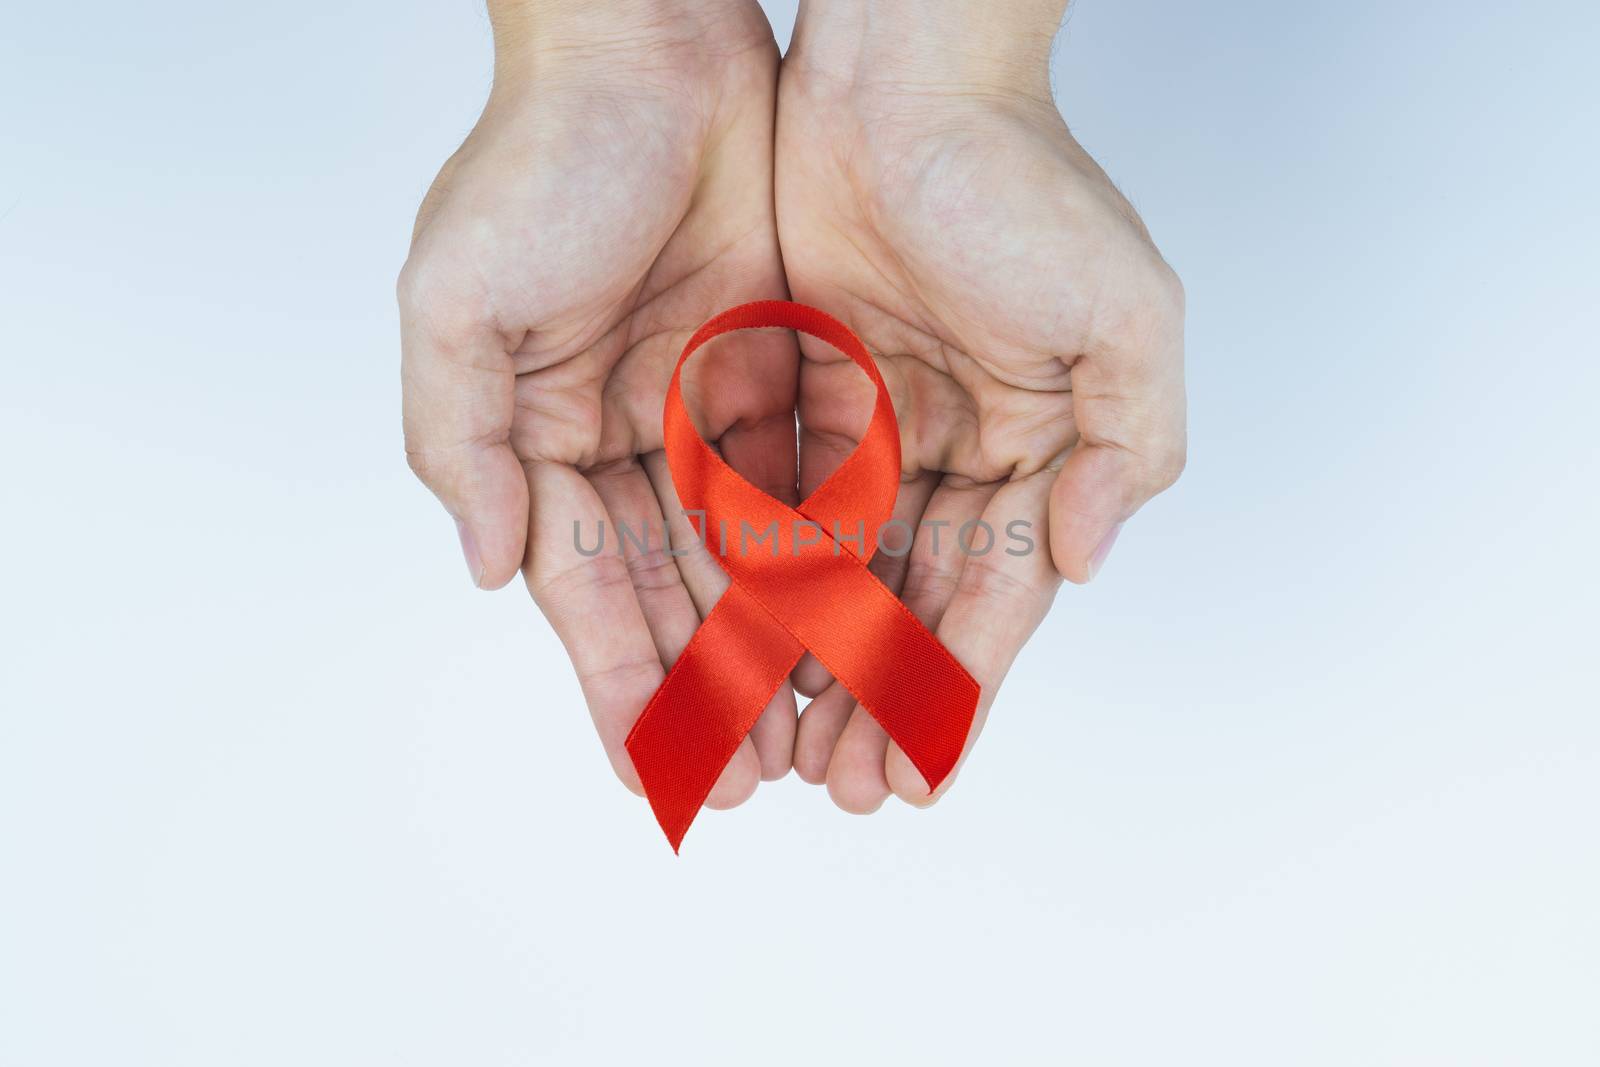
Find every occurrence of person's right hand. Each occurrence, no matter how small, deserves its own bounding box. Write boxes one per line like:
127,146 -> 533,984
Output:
398,0 -> 799,808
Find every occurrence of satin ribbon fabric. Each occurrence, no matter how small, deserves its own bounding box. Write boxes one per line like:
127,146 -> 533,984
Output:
625,301 -> 980,850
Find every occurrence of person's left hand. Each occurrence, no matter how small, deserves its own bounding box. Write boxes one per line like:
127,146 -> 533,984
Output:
774,3 -> 1187,812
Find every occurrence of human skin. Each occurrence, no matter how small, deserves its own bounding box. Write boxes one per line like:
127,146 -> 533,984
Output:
400,0 -> 1186,819
776,0 -> 1187,812
397,0 -> 801,807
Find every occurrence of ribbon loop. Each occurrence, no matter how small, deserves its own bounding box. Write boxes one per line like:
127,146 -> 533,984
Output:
626,301 -> 980,850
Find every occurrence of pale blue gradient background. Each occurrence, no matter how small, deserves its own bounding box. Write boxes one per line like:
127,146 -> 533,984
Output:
2,1 -> 1597,1064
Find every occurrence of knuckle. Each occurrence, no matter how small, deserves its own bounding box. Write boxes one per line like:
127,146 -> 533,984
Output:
394,255 -> 434,316
580,653 -> 663,698
397,251 -> 493,346
1148,257 -> 1185,318
402,437 -> 464,497
1096,256 -> 1184,357
959,553 -> 1041,610
622,546 -> 683,594
400,392 -> 448,488
403,441 -> 438,483
1140,435 -> 1187,494
529,548 -> 632,609
401,428 -> 477,494
899,567 -> 959,609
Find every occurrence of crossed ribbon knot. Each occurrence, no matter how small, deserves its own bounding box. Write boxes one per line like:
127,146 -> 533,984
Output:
625,301 -> 980,850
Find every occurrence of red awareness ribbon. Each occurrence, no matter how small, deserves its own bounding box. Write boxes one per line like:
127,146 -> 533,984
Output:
624,301 -> 980,850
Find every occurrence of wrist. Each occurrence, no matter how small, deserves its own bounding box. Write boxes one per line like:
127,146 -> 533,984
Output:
488,0 -> 773,87
788,0 -> 1064,101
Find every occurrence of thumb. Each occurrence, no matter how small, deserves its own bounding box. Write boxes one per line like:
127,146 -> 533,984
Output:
398,259 -> 528,589
1049,278 -> 1186,583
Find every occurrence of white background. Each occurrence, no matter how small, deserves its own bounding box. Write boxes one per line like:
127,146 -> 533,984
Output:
2,1 -> 1597,1063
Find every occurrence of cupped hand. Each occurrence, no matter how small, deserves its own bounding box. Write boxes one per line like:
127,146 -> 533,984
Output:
775,4 -> 1187,812
399,2 -> 799,807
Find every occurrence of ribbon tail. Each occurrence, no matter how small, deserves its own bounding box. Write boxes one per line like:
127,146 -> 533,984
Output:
885,692 -> 976,795
626,583 -> 802,851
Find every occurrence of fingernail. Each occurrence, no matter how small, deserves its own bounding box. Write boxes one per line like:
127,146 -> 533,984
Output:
455,519 -> 485,588
1087,523 -> 1123,581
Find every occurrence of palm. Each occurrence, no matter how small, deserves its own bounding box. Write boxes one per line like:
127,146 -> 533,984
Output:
779,89 -> 1169,476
